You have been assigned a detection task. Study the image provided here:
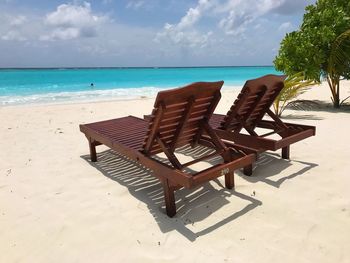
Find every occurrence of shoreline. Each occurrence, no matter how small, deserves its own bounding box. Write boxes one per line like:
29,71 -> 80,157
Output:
0,94 -> 154,109
2,79 -> 350,108
0,85 -> 243,107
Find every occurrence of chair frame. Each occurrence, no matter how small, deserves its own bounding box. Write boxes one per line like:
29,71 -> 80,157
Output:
210,75 -> 316,175
80,82 -> 256,217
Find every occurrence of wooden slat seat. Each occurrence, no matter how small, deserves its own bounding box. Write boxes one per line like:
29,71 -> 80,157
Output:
82,116 -> 147,151
80,81 -> 256,217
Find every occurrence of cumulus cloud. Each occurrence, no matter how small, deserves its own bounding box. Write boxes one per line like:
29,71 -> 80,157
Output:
155,23 -> 212,48
155,0 -> 213,48
0,0 -> 315,67
219,10 -> 254,36
41,2 -> 107,41
156,0 -> 283,46
157,0 -> 313,43
175,0 -> 212,29
217,0 -> 284,35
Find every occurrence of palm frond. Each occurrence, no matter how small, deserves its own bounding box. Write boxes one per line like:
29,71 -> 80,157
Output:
328,29 -> 350,77
273,72 -> 316,116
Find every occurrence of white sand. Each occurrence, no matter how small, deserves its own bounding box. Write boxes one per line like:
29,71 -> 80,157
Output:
1,81 -> 350,262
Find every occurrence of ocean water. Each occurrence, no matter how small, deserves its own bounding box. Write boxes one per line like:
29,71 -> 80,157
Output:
0,67 -> 279,105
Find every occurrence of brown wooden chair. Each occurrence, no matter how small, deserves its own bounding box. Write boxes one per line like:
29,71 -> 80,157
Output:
209,74 -> 316,175
80,81 -> 256,217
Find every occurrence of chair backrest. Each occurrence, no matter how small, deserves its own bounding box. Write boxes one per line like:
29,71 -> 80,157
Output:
220,74 -> 286,133
143,81 -> 224,155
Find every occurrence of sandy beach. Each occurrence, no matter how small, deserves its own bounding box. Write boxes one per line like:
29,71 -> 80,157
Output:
1,81 -> 350,263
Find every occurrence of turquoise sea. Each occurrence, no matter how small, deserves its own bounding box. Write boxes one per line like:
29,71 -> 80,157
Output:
0,66 -> 279,105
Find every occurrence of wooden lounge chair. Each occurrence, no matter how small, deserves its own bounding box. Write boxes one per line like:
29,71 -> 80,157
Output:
208,74 -> 316,175
80,81 -> 256,217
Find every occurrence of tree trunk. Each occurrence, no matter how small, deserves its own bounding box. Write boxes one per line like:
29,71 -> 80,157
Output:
334,92 -> 340,108
327,75 -> 340,108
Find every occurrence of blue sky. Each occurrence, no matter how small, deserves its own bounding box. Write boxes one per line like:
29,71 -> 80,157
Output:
0,0 -> 315,67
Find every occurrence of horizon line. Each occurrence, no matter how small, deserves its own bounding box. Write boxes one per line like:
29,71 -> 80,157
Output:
0,65 -> 275,70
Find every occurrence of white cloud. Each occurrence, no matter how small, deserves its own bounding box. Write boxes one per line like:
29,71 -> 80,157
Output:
41,2 -> 108,41
156,0 -> 284,47
9,15 -> 27,26
217,0 -> 285,35
1,30 -> 26,41
155,0 -> 213,48
0,15 -> 28,41
157,0 -> 301,43
177,0 -> 212,29
0,0 -> 313,67
40,28 -> 80,41
126,1 -> 145,10
156,23 -> 212,48
219,10 -> 254,36
278,21 -> 293,32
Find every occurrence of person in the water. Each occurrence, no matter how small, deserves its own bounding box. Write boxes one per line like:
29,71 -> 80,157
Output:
90,83 -> 94,87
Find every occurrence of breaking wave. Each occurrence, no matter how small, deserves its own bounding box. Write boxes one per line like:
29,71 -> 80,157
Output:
0,85 -> 240,106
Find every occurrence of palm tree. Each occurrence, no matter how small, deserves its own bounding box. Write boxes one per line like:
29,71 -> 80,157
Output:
327,29 -> 350,108
273,72 -> 315,117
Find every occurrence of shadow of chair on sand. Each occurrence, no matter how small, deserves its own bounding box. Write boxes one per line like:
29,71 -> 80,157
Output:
81,144 -> 317,241
240,152 -> 318,188
81,145 -> 262,241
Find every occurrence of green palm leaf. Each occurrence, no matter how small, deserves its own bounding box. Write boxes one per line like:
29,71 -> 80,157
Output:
328,29 -> 350,77
328,29 -> 350,105
273,72 -> 316,116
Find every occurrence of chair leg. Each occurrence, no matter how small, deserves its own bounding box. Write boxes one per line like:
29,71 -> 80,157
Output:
282,146 -> 290,159
225,173 -> 235,189
243,164 -> 253,176
162,179 -> 176,217
89,139 -> 97,162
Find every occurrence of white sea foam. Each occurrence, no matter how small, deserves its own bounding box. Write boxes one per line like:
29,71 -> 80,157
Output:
0,87 -> 163,106
0,85 -> 241,106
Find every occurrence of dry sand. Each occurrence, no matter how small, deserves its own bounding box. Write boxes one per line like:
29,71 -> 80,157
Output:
1,81 -> 350,262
